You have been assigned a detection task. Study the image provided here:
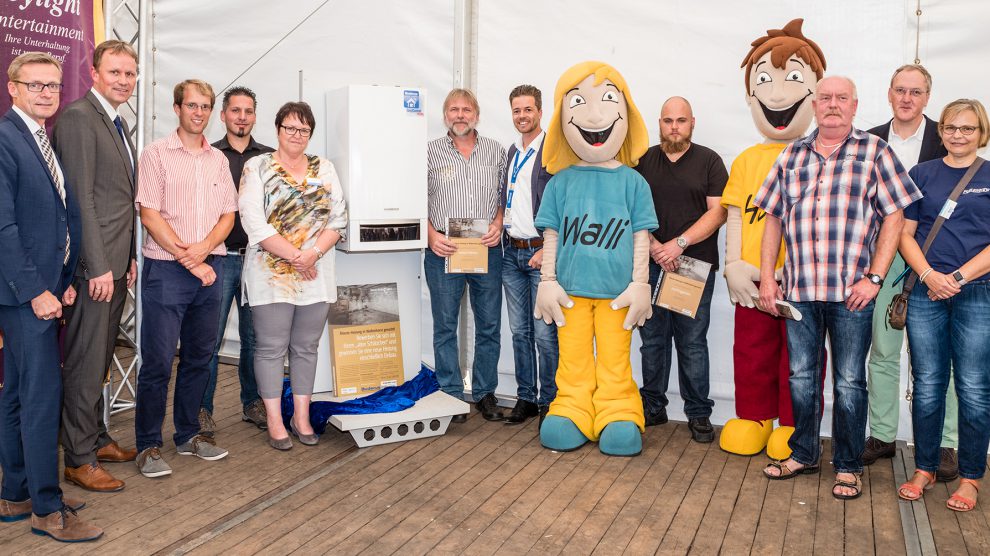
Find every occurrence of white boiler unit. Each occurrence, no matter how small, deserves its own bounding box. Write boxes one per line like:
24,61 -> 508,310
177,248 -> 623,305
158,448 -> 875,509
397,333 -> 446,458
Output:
325,85 -> 427,252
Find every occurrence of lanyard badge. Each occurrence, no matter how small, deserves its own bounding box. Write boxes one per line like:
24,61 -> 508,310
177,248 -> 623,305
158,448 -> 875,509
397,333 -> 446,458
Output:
504,147 -> 535,229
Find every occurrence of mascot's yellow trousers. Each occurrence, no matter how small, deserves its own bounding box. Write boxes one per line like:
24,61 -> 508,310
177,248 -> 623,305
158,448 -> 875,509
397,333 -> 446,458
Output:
548,297 -> 646,441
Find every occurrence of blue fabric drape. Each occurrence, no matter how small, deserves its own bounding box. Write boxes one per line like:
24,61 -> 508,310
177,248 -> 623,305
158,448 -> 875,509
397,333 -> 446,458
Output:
280,366 -> 440,434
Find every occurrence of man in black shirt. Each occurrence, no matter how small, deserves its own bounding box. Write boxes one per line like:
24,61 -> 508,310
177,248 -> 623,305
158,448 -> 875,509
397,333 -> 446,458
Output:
634,96 -> 728,443
199,86 -> 274,435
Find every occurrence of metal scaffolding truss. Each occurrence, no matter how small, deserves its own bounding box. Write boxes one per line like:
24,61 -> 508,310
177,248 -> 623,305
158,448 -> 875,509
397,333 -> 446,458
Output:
102,0 -> 149,421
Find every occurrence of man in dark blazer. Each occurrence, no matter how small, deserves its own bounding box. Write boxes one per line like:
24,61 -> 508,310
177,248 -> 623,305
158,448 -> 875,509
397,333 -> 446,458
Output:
0,52 -> 100,542
499,85 -> 557,425
862,63 -> 955,480
52,40 -> 140,493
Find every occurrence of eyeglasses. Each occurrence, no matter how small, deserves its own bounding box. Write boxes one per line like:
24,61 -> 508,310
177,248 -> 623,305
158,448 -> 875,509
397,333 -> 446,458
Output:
939,124 -> 979,136
182,102 -> 212,112
280,125 -> 312,138
14,81 -> 62,93
892,87 -> 928,98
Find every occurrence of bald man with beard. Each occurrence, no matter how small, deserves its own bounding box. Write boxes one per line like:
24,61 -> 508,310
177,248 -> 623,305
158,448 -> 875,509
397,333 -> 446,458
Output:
633,96 -> 728,444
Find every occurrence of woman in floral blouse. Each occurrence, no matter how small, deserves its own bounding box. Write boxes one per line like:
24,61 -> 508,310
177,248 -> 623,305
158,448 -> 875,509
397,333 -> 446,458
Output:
239,101 -> 346,450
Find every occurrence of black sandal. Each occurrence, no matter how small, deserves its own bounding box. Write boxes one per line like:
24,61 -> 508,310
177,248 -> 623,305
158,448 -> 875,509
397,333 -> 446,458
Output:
764,460 -> 819,481
832,473 -> 863,500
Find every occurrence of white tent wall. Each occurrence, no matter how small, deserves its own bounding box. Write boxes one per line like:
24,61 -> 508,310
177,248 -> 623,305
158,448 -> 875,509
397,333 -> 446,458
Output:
148,0 -> 989,441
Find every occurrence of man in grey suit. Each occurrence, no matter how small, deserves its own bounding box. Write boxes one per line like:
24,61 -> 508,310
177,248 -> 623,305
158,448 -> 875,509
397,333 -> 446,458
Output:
52,40 -> 140,493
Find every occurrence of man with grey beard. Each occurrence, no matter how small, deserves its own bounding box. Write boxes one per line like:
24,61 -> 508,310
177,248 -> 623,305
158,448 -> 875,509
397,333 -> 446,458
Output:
633,96 -> 728,443
425,88 -> 506,422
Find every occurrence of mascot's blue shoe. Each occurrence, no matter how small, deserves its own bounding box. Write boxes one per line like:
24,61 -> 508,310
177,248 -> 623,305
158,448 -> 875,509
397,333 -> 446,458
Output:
599,421 -> 642,457
540,415 -> 588,452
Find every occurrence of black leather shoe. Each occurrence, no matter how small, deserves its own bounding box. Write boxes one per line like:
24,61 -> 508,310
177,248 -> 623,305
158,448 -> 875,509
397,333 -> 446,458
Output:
688,417 -> 715,443
505,400 -> 539,425
936,447 -> 959,482
645,408 -> 668,427
538,405 -> 550,427
476,393 -> 505,421
861,436 -> 895,465
451,413 -> 468,424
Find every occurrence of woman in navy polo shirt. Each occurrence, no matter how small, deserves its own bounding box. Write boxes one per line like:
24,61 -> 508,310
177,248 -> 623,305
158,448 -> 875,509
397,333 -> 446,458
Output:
896,99 -> 990,512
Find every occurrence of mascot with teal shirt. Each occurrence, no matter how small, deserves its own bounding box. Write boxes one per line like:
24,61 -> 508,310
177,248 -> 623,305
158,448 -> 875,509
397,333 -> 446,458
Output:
719,19 -> 827,459
534,61 -> 657,457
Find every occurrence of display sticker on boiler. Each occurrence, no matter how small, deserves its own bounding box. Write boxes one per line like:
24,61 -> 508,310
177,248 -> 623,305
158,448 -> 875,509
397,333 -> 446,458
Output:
403,90 -> 421,113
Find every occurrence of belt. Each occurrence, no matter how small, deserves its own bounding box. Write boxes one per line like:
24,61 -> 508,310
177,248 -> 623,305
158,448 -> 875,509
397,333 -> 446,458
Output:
507,236 -> 543,249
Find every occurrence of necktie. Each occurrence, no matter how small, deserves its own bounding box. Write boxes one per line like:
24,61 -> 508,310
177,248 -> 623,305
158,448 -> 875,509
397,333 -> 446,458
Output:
114,115 -> 134,174
35,129 -> 70,264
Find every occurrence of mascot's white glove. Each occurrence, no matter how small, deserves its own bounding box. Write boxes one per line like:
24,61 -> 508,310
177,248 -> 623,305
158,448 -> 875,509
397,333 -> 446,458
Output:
724,206 -> 758,308
533,229 -> 573,326
724,260 -> 761,308
611,230 -> 652,330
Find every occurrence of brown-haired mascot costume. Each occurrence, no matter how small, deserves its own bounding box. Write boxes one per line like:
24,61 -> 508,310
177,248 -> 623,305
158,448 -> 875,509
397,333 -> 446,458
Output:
719,19 -> 827,459
534,61 -> 657,457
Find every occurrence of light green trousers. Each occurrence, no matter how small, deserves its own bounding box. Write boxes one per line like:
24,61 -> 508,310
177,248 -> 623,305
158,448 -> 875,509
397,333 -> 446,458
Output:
868,254 -> 957,447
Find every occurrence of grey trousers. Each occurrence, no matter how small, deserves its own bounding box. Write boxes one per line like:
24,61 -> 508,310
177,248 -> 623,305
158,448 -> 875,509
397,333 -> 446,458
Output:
61,275 -> 128,467
252,302 -> 331,399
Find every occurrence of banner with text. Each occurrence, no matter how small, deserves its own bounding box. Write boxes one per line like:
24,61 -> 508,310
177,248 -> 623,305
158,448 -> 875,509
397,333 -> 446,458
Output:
1,0 -> 104,118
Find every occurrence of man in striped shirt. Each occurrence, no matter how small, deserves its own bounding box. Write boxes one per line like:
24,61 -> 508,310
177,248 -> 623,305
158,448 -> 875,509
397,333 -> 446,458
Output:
754,76 -> 921,500
425,88 -> 506,422
133,79 -> 238,478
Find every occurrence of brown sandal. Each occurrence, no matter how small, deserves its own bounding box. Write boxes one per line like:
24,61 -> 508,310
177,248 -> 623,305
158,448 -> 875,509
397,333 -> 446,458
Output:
947,478 -> 980,512
764,460 -> 819,481
833,473 -> 863,500
898,469 -> 935,501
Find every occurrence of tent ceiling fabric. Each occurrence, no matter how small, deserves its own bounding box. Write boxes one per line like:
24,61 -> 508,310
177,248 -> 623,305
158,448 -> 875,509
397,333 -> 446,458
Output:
148,0 -> 987,440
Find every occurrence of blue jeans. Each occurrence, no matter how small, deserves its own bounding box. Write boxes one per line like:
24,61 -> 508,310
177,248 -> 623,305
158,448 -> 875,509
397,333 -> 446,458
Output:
907,280 -> 990,479
502,243 -> 558,406
202,253 -> 258,413
424,248 -> 502,401
136,258 -> 223,451
638,261 -> 715,420
786,300 -> 873,474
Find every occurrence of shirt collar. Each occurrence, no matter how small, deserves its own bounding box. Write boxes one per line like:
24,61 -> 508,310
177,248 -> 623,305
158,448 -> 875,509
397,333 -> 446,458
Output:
12,105 -> 43,134
890,117 -> 926,143
801,126 -> 868,148
165,129 -> 210,153
445,129 -> 478,147
90,88 -> 120,120
514,130 -> 545,153
215,134 -> 264,153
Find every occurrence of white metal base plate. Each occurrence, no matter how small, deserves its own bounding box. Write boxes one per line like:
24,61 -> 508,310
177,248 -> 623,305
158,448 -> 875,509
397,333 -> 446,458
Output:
327,391 -> 470,447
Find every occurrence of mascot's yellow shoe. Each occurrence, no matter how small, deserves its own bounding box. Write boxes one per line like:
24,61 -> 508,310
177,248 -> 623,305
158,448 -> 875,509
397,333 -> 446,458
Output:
766,425 -> 794,461
719,418 -> 774,455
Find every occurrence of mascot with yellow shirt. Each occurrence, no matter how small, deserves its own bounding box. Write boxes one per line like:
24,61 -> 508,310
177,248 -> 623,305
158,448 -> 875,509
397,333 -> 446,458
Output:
719,19 -> 827,459
534,61 -> 657,457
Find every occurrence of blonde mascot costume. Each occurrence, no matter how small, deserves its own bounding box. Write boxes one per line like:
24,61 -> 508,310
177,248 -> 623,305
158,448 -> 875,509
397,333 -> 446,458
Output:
534,61 -> 657,457
719,19 -> 827,459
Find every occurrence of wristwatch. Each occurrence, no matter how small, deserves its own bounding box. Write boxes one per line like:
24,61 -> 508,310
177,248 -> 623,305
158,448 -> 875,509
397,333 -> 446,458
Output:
864,273 -> 884,287
676,236 -> 689,249
953,270 -> 966,283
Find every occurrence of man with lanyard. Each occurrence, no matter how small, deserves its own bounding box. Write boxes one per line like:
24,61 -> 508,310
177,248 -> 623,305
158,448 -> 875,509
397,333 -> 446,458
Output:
500,85 -> 557,425
863,65 -> 956,480
198,86 -> 273,437
756,76 -> 921,499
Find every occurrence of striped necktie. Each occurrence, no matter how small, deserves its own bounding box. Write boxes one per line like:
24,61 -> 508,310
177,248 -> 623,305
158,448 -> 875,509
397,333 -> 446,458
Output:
34,129 -> 70,264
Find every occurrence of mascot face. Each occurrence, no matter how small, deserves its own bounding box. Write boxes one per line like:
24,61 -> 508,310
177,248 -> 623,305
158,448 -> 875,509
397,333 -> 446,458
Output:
561,74 -> 630,164
746,52 -> 818,141
741,19 -> 827,142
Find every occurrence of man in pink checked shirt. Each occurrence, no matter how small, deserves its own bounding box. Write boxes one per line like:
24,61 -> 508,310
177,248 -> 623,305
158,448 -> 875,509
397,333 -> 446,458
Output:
133,79 -> 238,479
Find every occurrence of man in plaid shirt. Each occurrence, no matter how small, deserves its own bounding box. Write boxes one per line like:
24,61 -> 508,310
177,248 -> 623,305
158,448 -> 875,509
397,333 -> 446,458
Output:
754,76 -> 921,499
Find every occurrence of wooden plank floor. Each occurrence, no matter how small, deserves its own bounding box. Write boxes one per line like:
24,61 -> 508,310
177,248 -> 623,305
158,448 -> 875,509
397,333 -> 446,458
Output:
2,352 -> 989,554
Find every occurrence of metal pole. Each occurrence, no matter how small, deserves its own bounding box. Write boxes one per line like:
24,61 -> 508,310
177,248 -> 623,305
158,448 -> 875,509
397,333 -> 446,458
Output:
134,0 -> 149,389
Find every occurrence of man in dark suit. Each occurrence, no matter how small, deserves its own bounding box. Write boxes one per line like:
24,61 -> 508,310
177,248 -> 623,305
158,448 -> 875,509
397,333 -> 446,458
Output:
0,52 -> 100,542
862,64 -> 956,479
500,85 -> 557,425
52,40 -> 140,493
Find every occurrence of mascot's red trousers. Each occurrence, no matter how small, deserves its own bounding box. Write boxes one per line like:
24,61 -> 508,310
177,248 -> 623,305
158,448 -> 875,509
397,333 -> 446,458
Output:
733,283 -> 826,426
